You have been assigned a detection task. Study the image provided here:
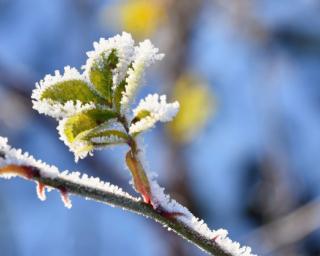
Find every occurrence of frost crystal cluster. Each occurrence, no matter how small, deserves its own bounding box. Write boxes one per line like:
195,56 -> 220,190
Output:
32,32 -> 179,161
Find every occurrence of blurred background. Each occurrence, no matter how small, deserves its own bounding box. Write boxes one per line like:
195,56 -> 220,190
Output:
1,0 -> 320,255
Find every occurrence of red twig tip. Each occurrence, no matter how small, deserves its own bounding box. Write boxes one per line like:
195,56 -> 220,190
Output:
59,186 -> 72,209
36,182 -> 46,201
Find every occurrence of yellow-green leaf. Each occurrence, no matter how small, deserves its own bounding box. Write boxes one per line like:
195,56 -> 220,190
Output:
131,110 -> 151,125
89,49 -> 118,106
113,79 -> 127,112
63,108 -> 118,144
40,80 -> 105,104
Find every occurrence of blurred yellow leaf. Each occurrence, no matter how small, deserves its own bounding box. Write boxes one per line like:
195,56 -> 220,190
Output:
119,0 -> 166,38
168,74 -> 215,144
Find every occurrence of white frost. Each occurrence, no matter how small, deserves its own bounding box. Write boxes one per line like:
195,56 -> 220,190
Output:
59,171 -> 137,202
91,135 -> 127,145
33,100 -> 97,119
120,40 -> 164,113
129,94 -> 179,134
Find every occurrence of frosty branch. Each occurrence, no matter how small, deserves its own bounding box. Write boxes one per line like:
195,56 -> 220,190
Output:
0,137 -> 250,256
0,33 -> 255,256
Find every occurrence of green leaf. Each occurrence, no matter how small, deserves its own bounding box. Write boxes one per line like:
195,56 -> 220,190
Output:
113,62 -> 132,112
89,49 -> 119,106
40,80 -> 105,104
63,113 -> 97,144
63,108 -> 118,144
113,79 -> 126,112
84,108 -> 118,123
131,110 -> 151,125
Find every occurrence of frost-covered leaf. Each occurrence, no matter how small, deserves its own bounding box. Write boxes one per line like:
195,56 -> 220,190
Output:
32,66 -> 105,105
120,40 -> 164,113
83,32 -> 135,97
62,113 -> 98,144
61,108 -> 117,143
40,80 -> 105,105
129,94 -> 179,135
58,108 -> 117,160
82,121 -> 129,147
88,49 -> 118,105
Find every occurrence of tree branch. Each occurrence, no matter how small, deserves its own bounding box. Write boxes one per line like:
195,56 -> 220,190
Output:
0,137 -> 255,256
